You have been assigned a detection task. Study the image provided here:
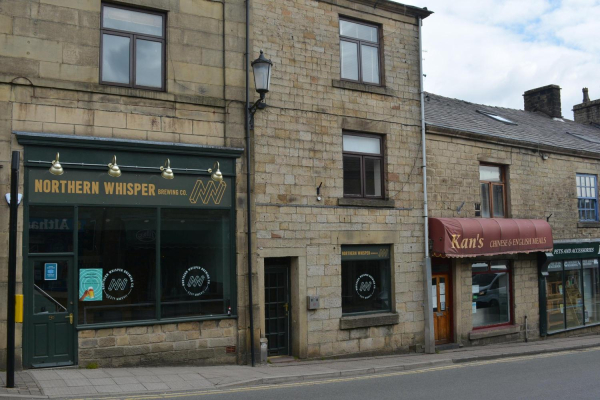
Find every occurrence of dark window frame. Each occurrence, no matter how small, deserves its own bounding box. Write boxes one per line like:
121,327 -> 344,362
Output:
471,261 -> 513,330
479,163 -> 507,218
100,3 -> 166,91
339,17 -> 384,86
342,132 -> 385,199
576,173 -> 599,222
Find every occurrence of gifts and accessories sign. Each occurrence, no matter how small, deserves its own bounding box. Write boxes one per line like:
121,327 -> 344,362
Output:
28,168 -> 231,208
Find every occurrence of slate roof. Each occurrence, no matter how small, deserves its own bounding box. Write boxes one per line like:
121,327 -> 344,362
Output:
424,92 -> 600,155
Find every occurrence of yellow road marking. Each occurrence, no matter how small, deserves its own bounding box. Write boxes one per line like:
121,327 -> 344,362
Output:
74,346 -> 600,400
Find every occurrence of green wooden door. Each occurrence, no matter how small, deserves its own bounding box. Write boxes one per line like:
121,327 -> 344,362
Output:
28,258 -> 75,367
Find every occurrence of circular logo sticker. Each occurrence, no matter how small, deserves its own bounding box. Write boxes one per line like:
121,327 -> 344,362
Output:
103,269 -> 134,301
355,274 -> 376,299
182,266 -> 210,297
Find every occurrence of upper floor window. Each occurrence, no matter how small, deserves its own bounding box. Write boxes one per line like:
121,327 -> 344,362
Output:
339,19 -> 381,85
480,164 -> 505,218
343,133 -> 384,199
101,4 -> 165,90
577,174 -> 598,221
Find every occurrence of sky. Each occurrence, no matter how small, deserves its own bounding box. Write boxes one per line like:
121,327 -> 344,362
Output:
397,0 -> 600,119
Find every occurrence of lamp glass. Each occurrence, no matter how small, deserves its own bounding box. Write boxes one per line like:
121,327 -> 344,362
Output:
251,51 -> 272,94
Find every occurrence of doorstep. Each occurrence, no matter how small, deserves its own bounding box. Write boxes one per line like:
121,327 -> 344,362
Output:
469,324 -> 521,340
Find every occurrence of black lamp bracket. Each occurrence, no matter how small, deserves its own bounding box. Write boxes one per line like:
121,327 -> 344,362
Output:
249,92 -> 267,129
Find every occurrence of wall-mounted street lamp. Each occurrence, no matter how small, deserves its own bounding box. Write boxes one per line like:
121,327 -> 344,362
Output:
160,159 -> 174,179
249,50 -> 273,128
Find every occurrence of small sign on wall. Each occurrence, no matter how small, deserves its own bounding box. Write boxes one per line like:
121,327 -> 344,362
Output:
44,263 -> 57,281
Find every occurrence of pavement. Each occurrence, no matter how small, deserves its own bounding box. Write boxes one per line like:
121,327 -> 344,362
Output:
2,334 -> 600,398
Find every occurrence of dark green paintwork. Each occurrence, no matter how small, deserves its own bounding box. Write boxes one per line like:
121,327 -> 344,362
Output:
552,242 -> 600,260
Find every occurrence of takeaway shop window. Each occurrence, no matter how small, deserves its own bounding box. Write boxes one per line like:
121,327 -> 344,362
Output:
29,206 -> 74,253
160,209 -> 230,319
546,259 -> 600,333
78,208 -> 156,324
101,4 -> 165,90
576,174 -> 598,221
341,245 -> 391,314
472,261 -> 512,329
479,164 -> 506,218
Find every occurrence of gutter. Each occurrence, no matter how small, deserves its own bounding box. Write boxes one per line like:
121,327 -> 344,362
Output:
245,0 -> 256,367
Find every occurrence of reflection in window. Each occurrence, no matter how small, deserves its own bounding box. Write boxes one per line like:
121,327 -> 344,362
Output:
479,164 -> 506,218
472,261 -> 511,328
78,207 -> 156,324
29,206 -> 74,253
33,260 -> 69,314
342,133 -> 384,198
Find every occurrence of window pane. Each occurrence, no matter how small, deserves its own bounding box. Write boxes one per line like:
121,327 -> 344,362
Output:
103,6 -> 163,36
479,165 -> 502,182
343,135 -> 380,154
492,184 -> 505,217
102,34 -> 130,84
583,259 -> 600,325
472,262 -> 489,273
546,262 -> 564,333
342,259 -> 390,314
340,40 -> 359,81
361,45 -> 379,84
364,158 -> 382,197
78,207 -> 156,325
33,260 -> 69,314
136,39 -> 162,88
491,260 -> 509,270
480,183 -> 490,218
472,271 -> 510,328
564,263 -> 584,329
343,155 -> 362,196
160,209 -> 229,318
340,20 -> 378,42
29,206 -> 74,253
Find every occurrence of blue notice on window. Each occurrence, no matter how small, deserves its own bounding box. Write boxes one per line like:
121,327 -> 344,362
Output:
44,263 -> 58,281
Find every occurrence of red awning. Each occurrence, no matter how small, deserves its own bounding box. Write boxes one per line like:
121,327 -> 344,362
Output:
429,218 -> 553,258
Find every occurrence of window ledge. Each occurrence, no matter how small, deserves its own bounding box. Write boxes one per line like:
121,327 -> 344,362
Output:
338,198 -> 395,208
332,80 -> 396,97
578,221 -> 600,228
340,312 -> 399,330
468,324 -> 520,340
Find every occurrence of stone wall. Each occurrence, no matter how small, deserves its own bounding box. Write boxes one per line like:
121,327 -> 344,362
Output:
251,0 -> 428,358
78,320 -> 237,368
573,99 -> 600,125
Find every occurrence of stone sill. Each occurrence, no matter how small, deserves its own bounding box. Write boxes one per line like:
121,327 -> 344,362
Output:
578,222 -> 600,228
340,312 -> 399,330
468,324 -> 520,341
338,198 -> 396,208
332,79 -> 396,97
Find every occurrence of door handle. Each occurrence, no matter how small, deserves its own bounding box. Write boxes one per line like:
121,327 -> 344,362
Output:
65,313 -> 73,325
283,303 -> 289,315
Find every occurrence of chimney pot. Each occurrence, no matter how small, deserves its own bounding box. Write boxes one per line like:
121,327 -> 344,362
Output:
523,84 -> 562,119
583,88 -> 590,103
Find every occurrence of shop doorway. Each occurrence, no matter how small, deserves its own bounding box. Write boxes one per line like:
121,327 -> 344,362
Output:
27,257 -> 76,367
432,271 -> 453,345
264,258 -> 291,356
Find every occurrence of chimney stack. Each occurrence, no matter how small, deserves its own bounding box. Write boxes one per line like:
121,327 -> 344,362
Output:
523,84 -> 562,118
574,87 -> 600,125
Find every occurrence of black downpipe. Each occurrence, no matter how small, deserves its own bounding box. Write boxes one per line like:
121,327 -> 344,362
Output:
6,151 -> 19,388
245,0 -> 256,367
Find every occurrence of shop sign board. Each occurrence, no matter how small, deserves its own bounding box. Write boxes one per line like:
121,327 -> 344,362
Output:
552,242 -> 600,260
28,168 -> 232,208
341,245 -> 390,261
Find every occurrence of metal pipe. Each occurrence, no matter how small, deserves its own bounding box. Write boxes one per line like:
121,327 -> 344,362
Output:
6,151 -> 19,388
245,0 -> 256,367
525,315 -> 529,342
418,17 -> 435,355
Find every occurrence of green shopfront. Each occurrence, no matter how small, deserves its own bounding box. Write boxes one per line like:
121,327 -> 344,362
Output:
17,132 -> 242,368
539,241 -> 600,336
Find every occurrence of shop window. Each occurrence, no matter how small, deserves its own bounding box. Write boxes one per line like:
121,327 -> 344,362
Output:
471,261 -> 511,328
341,245 -> 391,314
479,164 -> 506,218
78,208 -> 156,324
339,18 -> 381,85
101,4 -> 165,90
546,259 -> 600,333
576,174 -> 598,221
160,209 -> 230,319
29,206 -> 74,253
343,133 -> 384,198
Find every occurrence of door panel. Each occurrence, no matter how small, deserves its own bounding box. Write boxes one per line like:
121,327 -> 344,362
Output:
28,258 -> 75,367
433,273 -> 453,345
265,260 -> 291,356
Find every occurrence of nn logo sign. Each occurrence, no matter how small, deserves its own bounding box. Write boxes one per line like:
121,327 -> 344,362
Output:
103,269 -> 134,301
189,180 -> 227,205
182,266 -> 211,297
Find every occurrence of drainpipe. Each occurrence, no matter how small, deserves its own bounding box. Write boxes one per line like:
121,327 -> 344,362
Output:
6,151 -> 19,387
419,17 -> 435,355
245,0 -> 256,367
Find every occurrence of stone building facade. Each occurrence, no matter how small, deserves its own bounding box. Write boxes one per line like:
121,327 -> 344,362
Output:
425,87 -> 600,347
